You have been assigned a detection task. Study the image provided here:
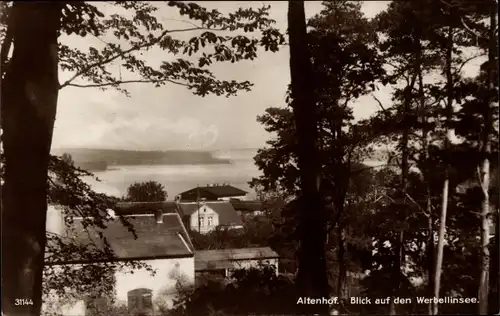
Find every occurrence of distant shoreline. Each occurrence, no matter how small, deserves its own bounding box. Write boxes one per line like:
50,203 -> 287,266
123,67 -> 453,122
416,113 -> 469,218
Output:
53,148 -> 234,172
85,160 -> 234,172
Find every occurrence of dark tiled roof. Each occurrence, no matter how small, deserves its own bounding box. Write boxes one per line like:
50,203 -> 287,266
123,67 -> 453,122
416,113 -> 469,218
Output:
114,201 -> 180,215
230,200 -> 262,212
180,185 -> 248,199
195,247 -> 279,271
47,213 -> 193,264
201,185 -> 247,197
178,202 -> 243,226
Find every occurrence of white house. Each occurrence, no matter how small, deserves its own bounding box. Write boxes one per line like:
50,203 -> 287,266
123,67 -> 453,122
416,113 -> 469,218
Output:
43,204 -> 195,316
194,247 -> 280,281
178,201 -> 243,234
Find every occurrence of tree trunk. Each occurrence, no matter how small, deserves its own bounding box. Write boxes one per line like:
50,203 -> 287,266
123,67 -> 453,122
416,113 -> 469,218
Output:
433,25 -> 454,316
337,223 -> 346,299
335,155 -> 350,313
389,69 -> 417,316
417,51 -> 435,315
389,230 -> 404,315
478,142 -> 491,316
288,1 -> 329,314
427,205 -> 435,315
496,206 -> 500,313
478,2 -> 496,314
1,3 -> 61,316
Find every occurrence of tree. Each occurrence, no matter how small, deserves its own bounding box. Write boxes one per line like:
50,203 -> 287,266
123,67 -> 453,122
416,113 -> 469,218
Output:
61,153 -> 74,166
125,181 -> 168,202
1,3 -> 63,315
370,2 -> 494,314
253,2 -> 384,311
287,2 -> 329,313
477,1 -> 498,313
0,2 -> 285,315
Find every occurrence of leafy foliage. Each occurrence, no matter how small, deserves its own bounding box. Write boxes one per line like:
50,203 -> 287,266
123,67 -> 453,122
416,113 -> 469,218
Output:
1,1 -> 285,97
1,2 -> 286,313
251,0 -> 498,314
168,266 -> 298,316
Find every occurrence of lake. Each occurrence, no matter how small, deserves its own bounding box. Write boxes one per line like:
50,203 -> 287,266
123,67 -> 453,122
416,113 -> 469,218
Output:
84,149 -> 261,200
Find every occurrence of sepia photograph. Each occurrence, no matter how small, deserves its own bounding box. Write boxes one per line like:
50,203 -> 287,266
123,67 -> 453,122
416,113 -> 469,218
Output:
0,1 -> 498,315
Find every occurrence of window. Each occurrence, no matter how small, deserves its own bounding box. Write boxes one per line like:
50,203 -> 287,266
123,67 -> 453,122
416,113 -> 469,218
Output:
207,215 -> 214,226
127,288 -> 153,314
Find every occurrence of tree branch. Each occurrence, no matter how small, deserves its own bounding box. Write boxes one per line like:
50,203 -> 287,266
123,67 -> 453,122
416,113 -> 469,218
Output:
58,26 -> 222,89
372,94 -> 388,113
460,17 -> 488,40
405,192 -> 430,217
64,78 -> 191,89
477,165 -> 489,198
350,162 -> 401,175
455,53 -> 487,75
164,18 -> 202,29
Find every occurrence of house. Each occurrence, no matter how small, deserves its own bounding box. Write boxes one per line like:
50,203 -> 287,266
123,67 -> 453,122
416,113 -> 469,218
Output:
230,200 -> 264,216
177,183 -> 248,202
194,247 -> 280,282
178,201 -> 244,234
43,204 -> 195,316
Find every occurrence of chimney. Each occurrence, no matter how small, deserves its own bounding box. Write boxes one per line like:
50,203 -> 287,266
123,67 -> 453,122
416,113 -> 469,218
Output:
46,205 -> 65,236
154,209 -> 163,224
107,209 -> 117,219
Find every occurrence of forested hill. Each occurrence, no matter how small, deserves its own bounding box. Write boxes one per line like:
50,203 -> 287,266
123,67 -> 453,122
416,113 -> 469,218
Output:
51,148 -> 231,170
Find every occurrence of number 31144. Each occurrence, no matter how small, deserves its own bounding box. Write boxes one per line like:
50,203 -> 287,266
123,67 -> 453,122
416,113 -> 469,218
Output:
15,298 -> 33,306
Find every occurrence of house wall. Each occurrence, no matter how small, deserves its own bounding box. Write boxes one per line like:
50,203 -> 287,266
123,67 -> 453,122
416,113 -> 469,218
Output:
189,205 -> 219,233
219,195 -> 247,201
42,257 -> 195,316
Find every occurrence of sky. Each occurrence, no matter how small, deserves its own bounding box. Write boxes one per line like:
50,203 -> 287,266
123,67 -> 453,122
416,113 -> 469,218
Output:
51,1 -> 481,152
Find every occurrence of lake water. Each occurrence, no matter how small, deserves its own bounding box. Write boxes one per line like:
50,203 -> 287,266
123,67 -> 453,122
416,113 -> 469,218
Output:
84,149 -> 261,200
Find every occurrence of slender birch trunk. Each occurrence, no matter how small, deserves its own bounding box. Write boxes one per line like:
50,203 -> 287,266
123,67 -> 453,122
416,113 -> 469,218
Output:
478,1 -> 497,314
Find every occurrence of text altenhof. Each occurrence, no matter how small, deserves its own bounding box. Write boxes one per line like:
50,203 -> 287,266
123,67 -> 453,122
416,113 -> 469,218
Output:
296,297 -> 339,305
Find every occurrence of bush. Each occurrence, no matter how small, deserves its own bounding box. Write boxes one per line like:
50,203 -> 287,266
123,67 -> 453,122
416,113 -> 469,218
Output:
167,266 -> 299,316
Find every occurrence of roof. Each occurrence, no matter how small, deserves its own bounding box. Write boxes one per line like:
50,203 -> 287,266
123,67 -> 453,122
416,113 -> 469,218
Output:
114,201 -> 180,215
230,200 -> 262,212
178,202 -> 243,226
195,260 -> 234,271
195,247 -> 279,271
180,185 -> 248,199
46,213 -> 194,264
